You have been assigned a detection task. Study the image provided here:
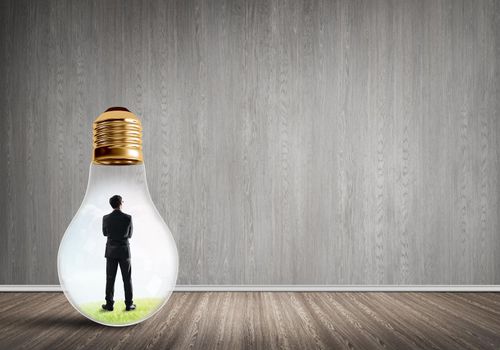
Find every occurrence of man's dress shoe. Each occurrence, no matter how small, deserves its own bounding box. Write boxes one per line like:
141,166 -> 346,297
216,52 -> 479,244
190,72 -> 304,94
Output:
102,304 -> 114,311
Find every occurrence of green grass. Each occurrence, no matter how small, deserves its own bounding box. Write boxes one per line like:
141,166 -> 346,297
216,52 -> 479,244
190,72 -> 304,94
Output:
79,298 -> 164,326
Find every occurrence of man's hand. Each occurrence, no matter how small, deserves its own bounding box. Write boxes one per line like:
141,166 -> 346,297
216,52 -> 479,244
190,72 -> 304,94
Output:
128,217 -> 133,239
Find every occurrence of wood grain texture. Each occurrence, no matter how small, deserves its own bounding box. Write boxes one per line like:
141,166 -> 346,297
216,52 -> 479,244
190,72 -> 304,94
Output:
1,292 -> 500,349
0,0 -> 499,285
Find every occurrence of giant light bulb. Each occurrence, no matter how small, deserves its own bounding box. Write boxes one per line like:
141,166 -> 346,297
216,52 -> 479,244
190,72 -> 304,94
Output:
57,107 -> 178,327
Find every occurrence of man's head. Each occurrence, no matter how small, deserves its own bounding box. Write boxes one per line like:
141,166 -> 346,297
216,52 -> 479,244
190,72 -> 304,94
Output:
109,195 -> 123,209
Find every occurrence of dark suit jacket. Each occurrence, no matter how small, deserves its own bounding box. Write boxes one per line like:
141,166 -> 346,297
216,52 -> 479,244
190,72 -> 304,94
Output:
102,209 -> 133,259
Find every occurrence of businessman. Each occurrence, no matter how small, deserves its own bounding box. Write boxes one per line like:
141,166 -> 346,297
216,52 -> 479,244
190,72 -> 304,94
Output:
102,195 -> 136,311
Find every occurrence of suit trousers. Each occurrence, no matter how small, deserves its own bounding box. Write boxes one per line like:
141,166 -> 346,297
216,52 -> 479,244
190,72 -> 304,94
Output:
105,257 -> 133,306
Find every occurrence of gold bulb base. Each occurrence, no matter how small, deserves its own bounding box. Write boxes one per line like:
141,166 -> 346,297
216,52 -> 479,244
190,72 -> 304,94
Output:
92,107 -> 144,165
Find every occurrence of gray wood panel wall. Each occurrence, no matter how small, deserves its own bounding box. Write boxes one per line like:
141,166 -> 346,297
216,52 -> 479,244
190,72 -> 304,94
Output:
0,0 -> 499,285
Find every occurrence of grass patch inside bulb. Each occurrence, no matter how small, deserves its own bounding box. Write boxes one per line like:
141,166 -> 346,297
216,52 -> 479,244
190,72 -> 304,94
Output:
80,298 -> 164,325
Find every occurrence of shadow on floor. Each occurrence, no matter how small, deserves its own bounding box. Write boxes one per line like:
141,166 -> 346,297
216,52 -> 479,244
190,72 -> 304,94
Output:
2,312 -> 102,330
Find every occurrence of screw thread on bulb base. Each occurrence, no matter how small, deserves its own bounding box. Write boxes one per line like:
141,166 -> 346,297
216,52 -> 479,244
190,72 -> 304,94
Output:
92,107 -> 144,165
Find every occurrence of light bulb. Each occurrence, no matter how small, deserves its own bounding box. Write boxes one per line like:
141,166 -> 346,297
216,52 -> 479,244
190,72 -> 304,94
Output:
57,107 -> 178,327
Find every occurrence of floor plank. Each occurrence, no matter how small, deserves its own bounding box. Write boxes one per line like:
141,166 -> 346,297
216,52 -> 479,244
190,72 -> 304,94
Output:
0,292 -> 499,349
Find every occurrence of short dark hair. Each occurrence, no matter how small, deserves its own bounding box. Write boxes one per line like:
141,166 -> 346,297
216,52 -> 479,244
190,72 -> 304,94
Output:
109,195 -> 122,209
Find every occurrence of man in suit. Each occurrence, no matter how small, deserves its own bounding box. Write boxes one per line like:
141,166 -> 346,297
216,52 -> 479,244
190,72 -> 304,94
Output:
102,195 -> 136,311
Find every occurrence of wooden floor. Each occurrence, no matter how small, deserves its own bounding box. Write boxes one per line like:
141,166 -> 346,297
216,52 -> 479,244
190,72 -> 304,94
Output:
0,292 -> 499,349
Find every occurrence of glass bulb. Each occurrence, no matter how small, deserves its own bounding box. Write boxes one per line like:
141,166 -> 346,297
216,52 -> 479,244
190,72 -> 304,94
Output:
57,108 -> 178,327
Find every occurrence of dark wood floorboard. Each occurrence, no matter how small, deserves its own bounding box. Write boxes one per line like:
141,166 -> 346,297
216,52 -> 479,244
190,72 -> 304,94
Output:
0,292 -> 499,350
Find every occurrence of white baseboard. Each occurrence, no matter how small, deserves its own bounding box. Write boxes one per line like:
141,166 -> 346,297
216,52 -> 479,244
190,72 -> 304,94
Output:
0,285 -> 499,292
174,285 -> 500,292
0,285 -> 63,292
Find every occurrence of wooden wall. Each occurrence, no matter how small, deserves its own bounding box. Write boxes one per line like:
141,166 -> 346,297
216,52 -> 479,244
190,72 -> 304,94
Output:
0,0 -> 499,285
